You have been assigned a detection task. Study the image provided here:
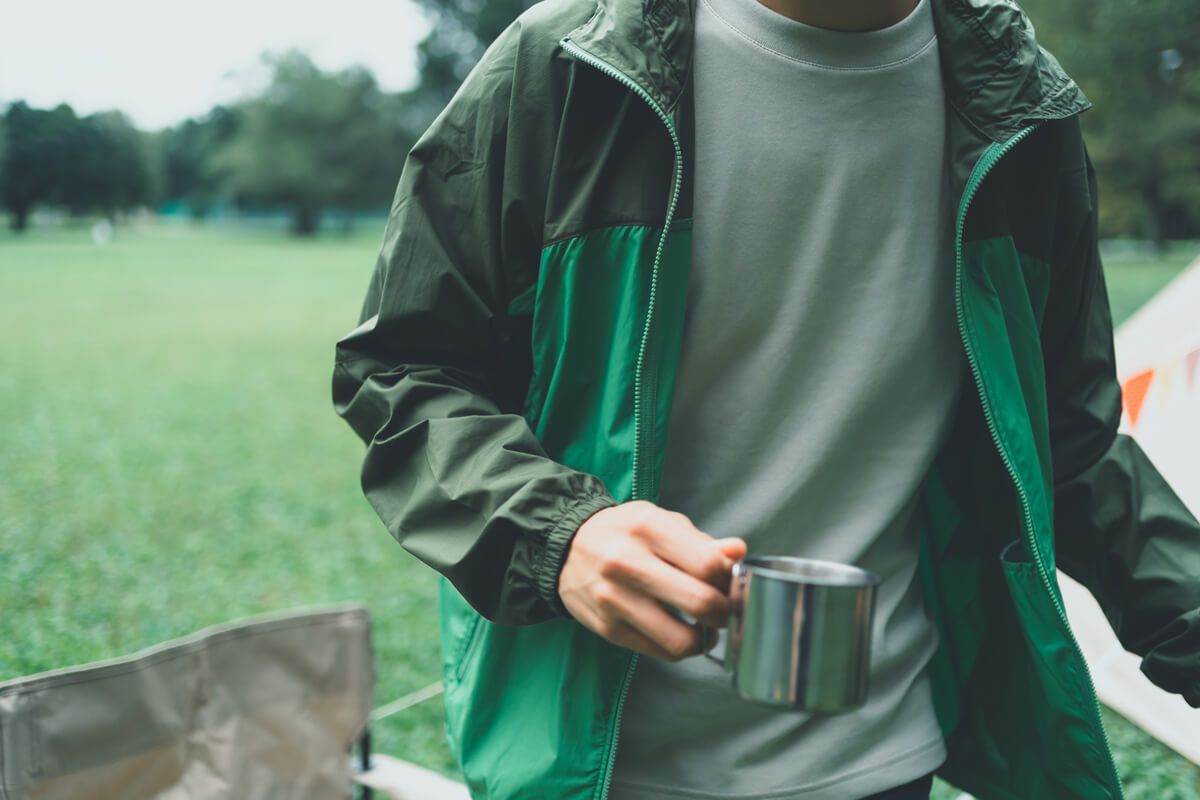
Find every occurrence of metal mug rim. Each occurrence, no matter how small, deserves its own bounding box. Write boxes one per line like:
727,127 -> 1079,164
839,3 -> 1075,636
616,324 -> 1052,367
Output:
738,556 -> 881,587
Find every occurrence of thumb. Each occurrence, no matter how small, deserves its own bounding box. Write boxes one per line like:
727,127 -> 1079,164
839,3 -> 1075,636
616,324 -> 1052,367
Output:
713,537 -> 747,561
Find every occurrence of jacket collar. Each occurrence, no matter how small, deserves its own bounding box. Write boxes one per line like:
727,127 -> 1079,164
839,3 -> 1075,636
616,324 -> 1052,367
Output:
563,0 -> 695,112
931,0 -> 1090,142
565,0 -> 1090,139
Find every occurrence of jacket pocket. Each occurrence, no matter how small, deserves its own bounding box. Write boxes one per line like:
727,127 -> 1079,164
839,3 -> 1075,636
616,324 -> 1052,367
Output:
998,539 -> 1121,800
999,539 -> 1090,694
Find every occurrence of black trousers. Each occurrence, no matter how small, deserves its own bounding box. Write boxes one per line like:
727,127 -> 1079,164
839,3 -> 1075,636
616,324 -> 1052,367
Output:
860,773 -> 934,800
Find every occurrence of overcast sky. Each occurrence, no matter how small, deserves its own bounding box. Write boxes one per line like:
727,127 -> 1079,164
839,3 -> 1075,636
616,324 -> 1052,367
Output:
1,0 -> 431,130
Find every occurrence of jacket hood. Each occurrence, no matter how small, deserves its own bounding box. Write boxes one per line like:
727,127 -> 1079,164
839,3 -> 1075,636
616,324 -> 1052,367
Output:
565,0 -> 1090,140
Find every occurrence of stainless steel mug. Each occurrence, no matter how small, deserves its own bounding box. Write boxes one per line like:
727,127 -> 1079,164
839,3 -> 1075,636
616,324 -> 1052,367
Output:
705,556 -> 880,712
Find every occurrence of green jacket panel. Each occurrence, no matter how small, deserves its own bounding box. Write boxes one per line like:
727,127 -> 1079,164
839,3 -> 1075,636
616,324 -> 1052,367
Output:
440,581 -> 630,798
524,223 -> 692,501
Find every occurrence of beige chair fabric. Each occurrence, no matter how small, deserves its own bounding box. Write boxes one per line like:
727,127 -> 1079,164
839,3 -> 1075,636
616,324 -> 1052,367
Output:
352,754 -> 471,800
0,604 -> 373,800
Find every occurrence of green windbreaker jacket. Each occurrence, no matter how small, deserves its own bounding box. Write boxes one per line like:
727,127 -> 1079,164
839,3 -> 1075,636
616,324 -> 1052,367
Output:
333,0 -> 1200,796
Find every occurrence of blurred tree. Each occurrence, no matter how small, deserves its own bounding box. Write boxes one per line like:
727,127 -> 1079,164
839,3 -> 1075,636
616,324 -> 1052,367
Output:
1020,0 -> 1200,246
60,111 -> 155,219
158,106 -> 243,219
406,0 -> 536,126
215,52 -> 409,235
1,102 -> 76,231
1,103 -> 153,228
0,114 -> 6,211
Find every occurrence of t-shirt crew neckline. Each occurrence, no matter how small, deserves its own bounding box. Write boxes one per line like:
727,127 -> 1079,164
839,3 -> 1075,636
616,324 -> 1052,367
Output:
701,0 -> 935,70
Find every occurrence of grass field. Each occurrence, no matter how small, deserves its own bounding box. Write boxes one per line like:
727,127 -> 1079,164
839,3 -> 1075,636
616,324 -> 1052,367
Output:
1,224 -> 1197,797
0,223 -> 454,772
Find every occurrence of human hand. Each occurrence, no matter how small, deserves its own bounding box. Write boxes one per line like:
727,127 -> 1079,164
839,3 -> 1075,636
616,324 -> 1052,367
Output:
558,500 -> 747,661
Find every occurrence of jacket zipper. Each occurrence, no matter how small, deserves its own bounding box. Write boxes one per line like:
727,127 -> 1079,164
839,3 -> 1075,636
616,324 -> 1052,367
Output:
955,124 -> 1123,798
559,37 -> 686,800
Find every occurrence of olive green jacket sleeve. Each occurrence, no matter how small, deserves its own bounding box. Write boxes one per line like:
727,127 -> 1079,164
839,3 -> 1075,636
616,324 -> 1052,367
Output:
332,31 -> 615,627
1044,122 -> 1200,707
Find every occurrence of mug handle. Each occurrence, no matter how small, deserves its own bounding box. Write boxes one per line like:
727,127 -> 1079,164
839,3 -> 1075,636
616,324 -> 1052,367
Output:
702,560 -> 746,668
701,626 -> 724,666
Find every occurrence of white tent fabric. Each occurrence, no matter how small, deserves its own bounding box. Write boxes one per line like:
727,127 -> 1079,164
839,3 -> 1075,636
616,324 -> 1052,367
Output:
1113,254 -> 1200,512
1060,253 -> 1200,766
0,604 -> 373,800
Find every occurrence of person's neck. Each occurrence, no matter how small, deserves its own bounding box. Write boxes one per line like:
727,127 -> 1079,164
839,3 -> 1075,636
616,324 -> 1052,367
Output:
754,0 -> 919,31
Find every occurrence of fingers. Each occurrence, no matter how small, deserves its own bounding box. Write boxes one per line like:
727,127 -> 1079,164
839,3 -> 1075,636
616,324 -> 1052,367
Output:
609,553 -> 731,628
610,621 -> 703,662
714,537 -> 748,562
631,506 -> 737,589
575,581 -> 704,662
559,501 -> 747,660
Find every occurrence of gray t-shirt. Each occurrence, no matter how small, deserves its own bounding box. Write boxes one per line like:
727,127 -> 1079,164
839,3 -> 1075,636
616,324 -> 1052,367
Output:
610,0 -> 964,796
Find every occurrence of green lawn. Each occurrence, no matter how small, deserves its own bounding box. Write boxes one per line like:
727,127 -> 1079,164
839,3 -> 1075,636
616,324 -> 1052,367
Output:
0,223 -> 456,772
1100,240 -> 1200,327
1,224 -> 1196,795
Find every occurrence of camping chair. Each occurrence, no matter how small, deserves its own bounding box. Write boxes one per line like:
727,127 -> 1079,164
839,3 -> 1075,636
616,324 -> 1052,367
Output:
0,604 -> 373,800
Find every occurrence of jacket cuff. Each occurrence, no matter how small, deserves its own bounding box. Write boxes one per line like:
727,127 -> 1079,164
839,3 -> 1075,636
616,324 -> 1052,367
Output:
533,492 -> 617,617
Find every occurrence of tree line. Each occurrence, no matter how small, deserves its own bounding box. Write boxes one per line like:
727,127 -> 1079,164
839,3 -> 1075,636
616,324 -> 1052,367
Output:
0,51 -> 417,235
1018,0 -> 1200,250
2,0 -> 1197,242
1,104 -> 153,232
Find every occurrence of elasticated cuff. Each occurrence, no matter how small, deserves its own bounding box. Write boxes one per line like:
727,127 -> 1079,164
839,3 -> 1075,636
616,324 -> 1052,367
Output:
533,492 -> 618,617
